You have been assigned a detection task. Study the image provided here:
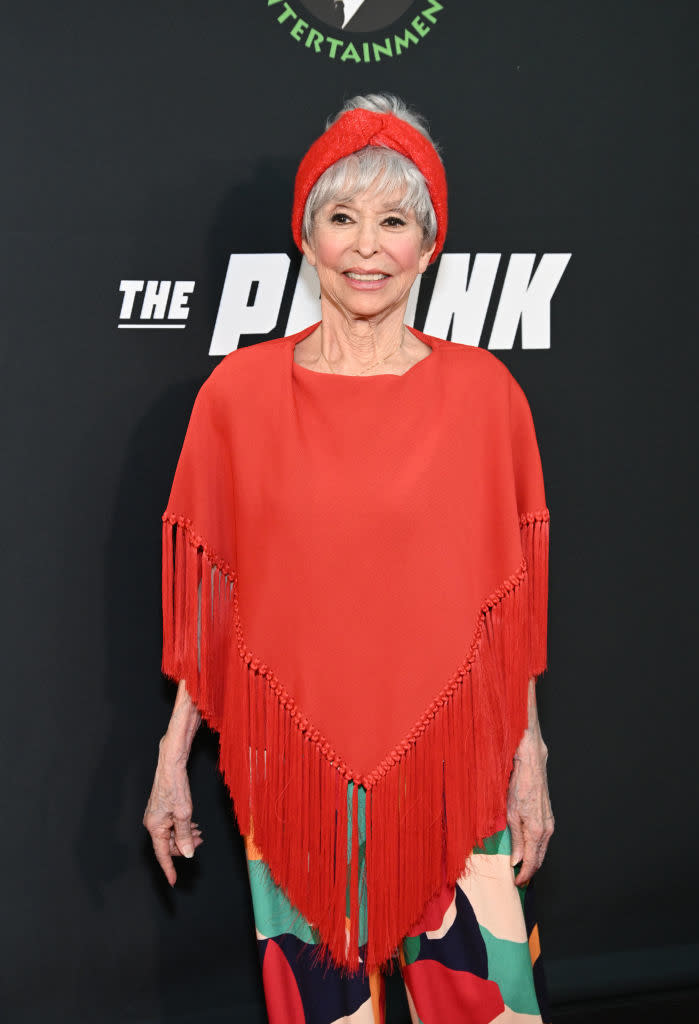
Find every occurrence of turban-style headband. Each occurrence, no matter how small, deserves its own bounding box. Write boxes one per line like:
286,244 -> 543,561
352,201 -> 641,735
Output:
292,108 -> 448,263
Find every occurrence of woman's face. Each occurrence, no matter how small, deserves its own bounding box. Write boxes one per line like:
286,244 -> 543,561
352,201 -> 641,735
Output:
302,184 -> 436,321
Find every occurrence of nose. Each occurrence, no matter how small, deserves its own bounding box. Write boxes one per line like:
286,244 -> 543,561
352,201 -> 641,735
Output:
354,217 -> 380,258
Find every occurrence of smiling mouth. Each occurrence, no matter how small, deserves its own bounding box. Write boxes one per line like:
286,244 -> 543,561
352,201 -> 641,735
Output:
344,272 -> 389,281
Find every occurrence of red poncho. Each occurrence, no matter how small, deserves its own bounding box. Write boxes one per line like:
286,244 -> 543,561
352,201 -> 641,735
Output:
161,324 -> 550,971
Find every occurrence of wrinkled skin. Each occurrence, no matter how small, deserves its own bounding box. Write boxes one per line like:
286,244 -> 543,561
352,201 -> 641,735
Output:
506,676 -> 555,885
143,680 -> 202,886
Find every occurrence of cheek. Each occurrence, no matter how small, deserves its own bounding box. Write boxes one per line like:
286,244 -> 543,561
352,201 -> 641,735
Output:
311,233 -> 346,273
390,237 -> 426,274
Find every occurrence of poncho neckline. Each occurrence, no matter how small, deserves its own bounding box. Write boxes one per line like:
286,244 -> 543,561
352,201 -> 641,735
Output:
290,322 -> 439,381
161,325 -> 550,972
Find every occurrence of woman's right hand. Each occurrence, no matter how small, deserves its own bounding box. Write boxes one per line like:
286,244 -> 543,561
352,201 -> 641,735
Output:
143,680 -> 203,886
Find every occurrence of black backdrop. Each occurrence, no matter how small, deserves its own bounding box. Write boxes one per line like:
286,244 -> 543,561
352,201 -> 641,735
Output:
2,2 -> 697,1021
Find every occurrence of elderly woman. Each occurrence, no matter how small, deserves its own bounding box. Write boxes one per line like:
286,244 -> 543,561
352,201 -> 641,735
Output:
144,93 -> 554,1023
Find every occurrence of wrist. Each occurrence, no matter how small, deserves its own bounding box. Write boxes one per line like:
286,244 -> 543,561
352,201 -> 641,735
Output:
514,730 -> 548,762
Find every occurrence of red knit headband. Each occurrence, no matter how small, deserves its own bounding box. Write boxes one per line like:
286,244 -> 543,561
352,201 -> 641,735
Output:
292,108 -> 448,263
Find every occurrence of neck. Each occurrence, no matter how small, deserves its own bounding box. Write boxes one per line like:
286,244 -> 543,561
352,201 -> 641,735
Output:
316,301 -> 408,374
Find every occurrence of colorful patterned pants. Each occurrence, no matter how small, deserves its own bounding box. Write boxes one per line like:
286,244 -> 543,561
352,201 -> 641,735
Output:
244,787 -> 549,1024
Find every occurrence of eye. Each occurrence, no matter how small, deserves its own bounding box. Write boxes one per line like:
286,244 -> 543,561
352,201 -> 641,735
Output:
330,212 -> 352,224
383,215 -> 407,228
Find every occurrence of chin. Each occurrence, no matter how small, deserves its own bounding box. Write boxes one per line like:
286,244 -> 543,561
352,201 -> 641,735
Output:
336,283 -> 403,317
342,298 -> 396,320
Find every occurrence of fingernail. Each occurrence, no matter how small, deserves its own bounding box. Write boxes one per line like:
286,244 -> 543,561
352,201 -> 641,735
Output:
184,849 -> 194,859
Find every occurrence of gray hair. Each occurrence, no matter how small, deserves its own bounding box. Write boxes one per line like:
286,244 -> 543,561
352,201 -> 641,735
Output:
302,93 -> 440,249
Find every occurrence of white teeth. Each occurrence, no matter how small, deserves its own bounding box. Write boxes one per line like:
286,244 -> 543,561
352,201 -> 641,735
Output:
346,272 -> 388,281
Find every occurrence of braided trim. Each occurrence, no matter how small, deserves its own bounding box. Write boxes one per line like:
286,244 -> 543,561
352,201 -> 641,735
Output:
162,511 -> 235,578
519,508 -> 550,526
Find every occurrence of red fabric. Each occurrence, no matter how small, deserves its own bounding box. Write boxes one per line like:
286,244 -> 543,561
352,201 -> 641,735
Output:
292,108 -> 448,262
161,324 -> 549,970
406,877 -> 455,937
261,940 -> 305,1024
402,960 -> 505,1024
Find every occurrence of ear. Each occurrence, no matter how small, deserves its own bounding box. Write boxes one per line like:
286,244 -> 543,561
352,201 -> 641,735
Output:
418,239 -> 437,273
301,236 -> 317,267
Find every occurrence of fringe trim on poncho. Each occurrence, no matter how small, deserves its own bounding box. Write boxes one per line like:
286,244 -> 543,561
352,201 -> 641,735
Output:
161,508 -> 549,972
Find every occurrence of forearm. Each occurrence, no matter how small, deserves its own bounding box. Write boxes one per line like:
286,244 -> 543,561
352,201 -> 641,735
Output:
159,680 -> 202,765
515,676 -> 548,761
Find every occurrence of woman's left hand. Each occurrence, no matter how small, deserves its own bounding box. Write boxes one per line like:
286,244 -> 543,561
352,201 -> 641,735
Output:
506,678 -> 555,886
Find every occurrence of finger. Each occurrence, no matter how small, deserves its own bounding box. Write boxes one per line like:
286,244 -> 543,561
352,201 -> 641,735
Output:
173,814 -> 195,858
515,858 -> 534,886
169,834 -> 204,856
515,829 -> 543,887
151,832 -> 177,886
508,816 -> 524,870
515,851 -> 535,886
534,818 -> 554,870
169,829 -> 202,847
537,832 -> 552,868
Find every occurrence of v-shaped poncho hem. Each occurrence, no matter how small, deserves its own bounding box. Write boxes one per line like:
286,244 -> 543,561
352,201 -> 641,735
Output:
161,324 -> 550,972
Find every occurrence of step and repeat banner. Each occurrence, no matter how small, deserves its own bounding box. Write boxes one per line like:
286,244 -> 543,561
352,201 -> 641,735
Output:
3,3 -> 696,1021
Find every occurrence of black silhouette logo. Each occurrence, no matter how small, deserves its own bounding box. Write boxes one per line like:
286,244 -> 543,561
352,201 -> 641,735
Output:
300,1 -> 416,33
